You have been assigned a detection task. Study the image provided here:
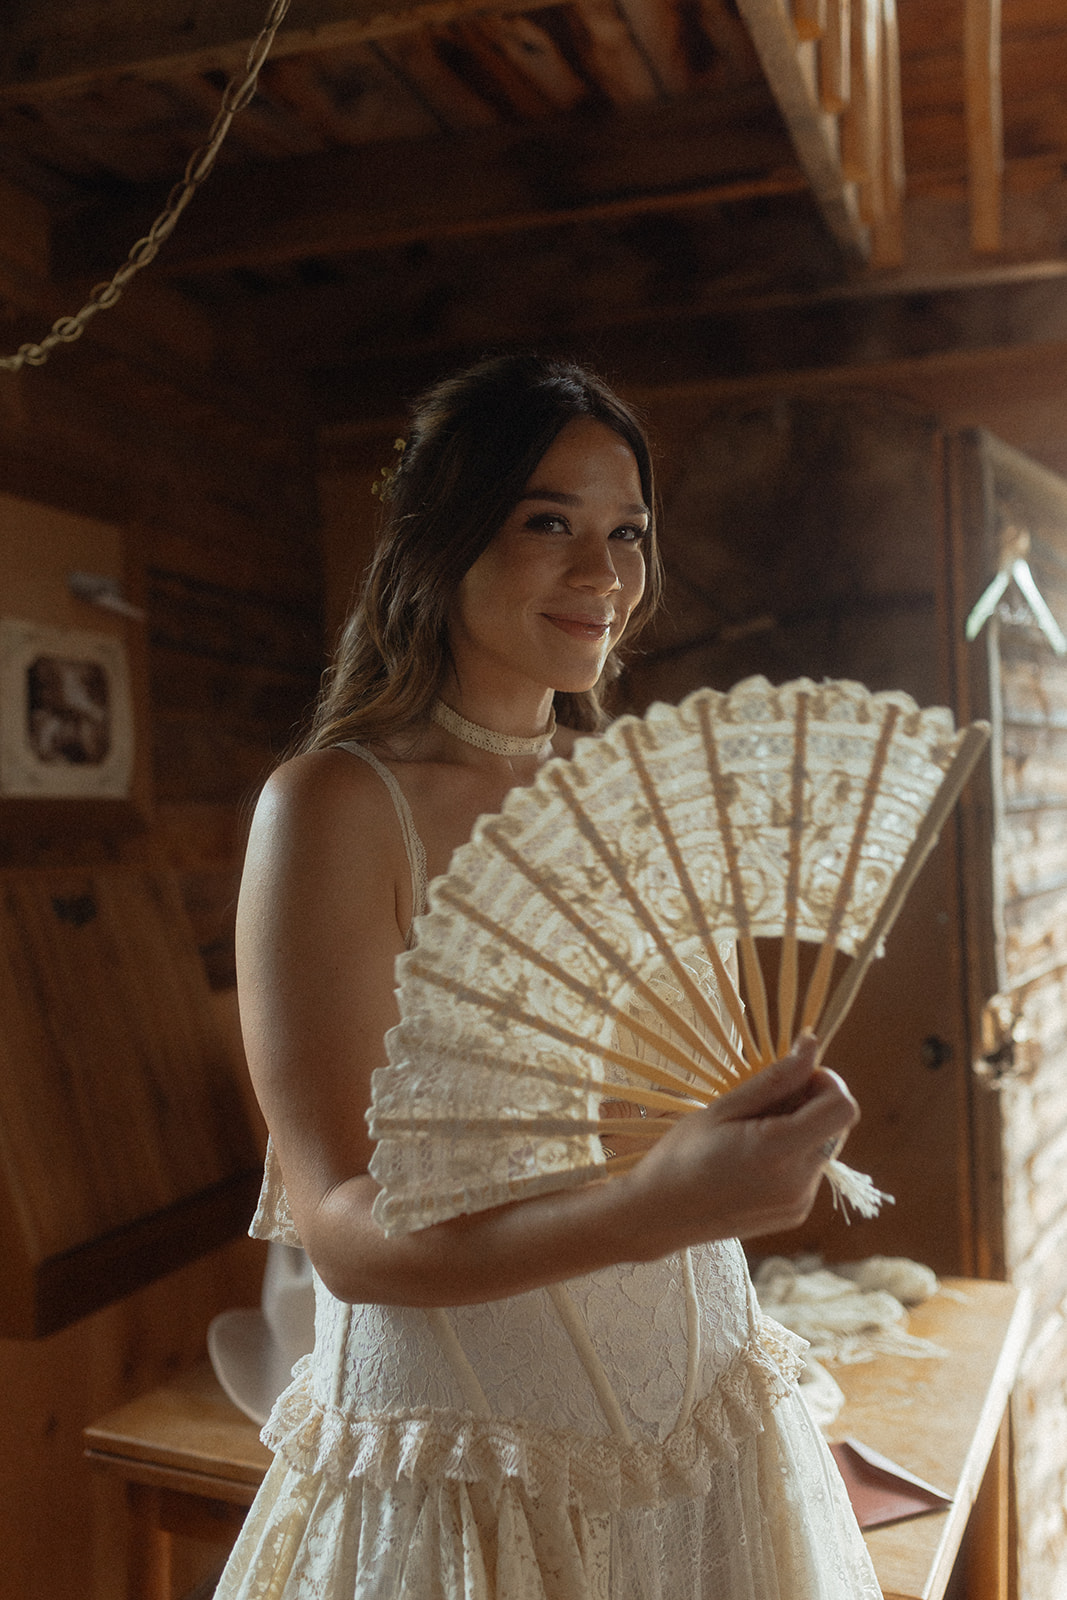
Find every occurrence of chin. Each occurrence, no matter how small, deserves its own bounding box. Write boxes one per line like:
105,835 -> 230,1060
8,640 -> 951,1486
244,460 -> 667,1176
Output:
550,664 -> 609,696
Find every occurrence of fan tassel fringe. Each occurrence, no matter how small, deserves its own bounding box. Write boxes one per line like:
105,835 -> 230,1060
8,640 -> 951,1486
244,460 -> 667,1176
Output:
824,1159 -> 894,1221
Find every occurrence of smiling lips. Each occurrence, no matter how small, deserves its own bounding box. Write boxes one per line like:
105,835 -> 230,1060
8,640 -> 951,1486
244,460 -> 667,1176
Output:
543,613 -> 614,640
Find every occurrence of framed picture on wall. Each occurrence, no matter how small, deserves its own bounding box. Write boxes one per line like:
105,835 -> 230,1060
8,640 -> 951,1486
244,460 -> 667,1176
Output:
0,617 -> 139,820
0,494 -> 152,844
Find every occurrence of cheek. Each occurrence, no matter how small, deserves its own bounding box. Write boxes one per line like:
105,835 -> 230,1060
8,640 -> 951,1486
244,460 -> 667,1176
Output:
620,550 -> 647,613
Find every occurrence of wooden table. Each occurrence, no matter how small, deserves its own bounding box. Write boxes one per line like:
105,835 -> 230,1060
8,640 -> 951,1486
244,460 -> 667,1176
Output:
828,1277 -> 1031,1600
85,1360 -> 272,1600
86,1276 -> 1030,1600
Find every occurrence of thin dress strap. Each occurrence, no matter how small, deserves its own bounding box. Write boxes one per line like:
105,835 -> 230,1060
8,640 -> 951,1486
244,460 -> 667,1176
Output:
249,740 -> 431,1245
334,741 -> 430,938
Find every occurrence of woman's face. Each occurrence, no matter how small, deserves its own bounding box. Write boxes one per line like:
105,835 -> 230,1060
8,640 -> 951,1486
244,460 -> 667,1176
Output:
449,418 -> 649,700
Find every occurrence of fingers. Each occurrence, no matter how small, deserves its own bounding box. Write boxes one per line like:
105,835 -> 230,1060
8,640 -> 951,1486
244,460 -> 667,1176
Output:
715,1033 -> 820,1123
797,1066 -> 860,1152
712,1041 -> 860,1185
622,1036 -> 863,1253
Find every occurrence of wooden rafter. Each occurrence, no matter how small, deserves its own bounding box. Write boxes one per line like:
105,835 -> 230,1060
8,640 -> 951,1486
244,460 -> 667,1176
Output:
818,0 -> 849,114
52,91 -> 806,279
964,0 -> 1003,254
733,0 -> 867,259
0,0 -> 556,99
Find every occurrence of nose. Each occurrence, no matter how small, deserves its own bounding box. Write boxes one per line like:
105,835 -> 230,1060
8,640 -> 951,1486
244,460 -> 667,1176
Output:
567,534 -> 621,592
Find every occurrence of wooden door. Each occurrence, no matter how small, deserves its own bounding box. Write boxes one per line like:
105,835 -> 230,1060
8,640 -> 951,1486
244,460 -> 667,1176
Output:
626,388 -> 982,1273
950,428 -> 1067,1599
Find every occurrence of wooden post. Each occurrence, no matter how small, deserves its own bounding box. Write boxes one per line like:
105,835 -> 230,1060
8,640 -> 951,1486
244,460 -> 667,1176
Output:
840,0 -> 882,225
964,0 -> 1003,253
870,0 -> 904,267
793,0 -> 827,41
819,0 -> 850,113
125,1483 -> 172,1600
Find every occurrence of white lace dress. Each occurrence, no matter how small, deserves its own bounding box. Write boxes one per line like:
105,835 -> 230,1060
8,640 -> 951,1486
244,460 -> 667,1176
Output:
215,746 -> 882,1600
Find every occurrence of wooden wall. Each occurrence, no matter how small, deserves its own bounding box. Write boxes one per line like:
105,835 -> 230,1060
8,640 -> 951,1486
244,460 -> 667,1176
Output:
0,331 -> 323,1599
950,430 -> 1067,1600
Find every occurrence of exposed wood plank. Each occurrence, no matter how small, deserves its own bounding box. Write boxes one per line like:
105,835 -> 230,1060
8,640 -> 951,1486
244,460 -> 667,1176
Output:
792,0 -> 827,44
818,0 -> 849,114
734,0 -> 868,256
869,0 -> 904,267
858,0 -> 884,221
964,0 -> 1004,252
469,14 -> 587,111
373,27 -> 501,129
210,193 -> 842,374
692,0 -> 762,82
615,0 -> 690,96
449,16 -> 568,115
301,265 -> 1067,424
53,91 -> 802,277
261,49 -> 442,143
0,0 -> 561,100
570,0 -> 661,106
882,0 -> 904,199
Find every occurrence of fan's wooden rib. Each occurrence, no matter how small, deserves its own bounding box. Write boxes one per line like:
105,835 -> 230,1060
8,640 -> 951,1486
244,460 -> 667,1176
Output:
695,700 -> 771,1061
403,956 -> 723,1098
617,722 -> 755,1058
739,936 -> 774,1067
777,691 -> 809,1056
376,680 -> 985,1231
595,1117 -> 675,1141
401,1040 -> 710,1112
546,767 -> 749,1077
597,1082 -> 707,1110
473,828 -> 740,1085
800,702 -> 901,1033
366,1113 -> 678,1139
816,721 -> 991,1051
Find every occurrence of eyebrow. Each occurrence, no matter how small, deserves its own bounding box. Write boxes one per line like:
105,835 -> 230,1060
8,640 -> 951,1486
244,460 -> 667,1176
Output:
519,488 -> 650,520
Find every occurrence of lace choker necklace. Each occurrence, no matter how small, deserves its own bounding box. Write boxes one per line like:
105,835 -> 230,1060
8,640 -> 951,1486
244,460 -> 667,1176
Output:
431,698 -> 556,756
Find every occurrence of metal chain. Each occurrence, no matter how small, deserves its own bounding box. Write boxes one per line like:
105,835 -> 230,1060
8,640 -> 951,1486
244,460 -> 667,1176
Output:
0,0 -> 291,373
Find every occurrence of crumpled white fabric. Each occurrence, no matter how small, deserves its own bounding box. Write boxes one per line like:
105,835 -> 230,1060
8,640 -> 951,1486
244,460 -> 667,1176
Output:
753,1253 -> 944,1377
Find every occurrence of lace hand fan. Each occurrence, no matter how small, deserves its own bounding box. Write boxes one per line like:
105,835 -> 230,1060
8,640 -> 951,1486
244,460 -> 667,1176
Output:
368,677 -> 989,1236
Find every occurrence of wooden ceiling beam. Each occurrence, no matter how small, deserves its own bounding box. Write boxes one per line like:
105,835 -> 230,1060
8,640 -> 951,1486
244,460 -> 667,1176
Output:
0,0 -> 557,101
302,267 -> 1067,424
208,194 -> 842,370
53,91 -> 802,279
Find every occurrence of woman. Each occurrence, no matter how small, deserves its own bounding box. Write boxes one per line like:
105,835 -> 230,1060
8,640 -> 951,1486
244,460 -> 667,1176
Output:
218,355 -> 880,1599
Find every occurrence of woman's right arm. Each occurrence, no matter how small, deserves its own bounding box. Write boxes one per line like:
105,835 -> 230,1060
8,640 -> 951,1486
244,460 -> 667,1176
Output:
237,753 -> 860,1309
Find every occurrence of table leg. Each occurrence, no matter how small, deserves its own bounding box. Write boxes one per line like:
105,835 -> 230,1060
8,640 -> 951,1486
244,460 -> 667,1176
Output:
963,1414 -> 1010,1600
125,1482 -> 173,1600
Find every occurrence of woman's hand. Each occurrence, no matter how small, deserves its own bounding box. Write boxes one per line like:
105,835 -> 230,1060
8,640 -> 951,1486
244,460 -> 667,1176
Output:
619,1034 -> 859,1258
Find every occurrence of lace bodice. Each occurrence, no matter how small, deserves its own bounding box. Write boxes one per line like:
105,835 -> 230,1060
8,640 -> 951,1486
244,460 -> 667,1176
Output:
221,741 -> 881,1600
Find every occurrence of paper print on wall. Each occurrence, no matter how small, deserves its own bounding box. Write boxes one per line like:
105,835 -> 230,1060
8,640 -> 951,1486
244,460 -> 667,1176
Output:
0,617 -> 135,799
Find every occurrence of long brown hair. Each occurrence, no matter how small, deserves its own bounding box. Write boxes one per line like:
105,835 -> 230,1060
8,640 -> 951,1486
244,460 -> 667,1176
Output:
305,354 -> 663,751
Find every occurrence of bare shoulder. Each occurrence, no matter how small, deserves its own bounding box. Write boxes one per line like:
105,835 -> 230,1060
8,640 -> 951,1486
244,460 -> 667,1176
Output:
252,745 -> 397,832
241,747 -> 410,933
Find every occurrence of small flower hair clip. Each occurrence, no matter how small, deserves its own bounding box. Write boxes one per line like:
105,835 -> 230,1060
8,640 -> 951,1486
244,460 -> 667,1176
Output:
372,437 -> 407,500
